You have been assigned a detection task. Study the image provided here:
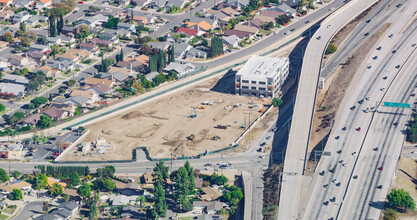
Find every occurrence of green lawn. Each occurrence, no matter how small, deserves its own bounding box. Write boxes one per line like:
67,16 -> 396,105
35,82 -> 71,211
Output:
180,217 -> 195,220
3,206 -> 17,214
0,214 -> 8,220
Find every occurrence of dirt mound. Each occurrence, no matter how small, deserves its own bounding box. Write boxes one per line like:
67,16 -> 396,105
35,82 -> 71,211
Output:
102,130 -> 112,135
122,110 -> 145,119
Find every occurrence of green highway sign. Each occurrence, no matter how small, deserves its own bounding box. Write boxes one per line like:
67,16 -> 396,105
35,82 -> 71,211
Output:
384,102 -> 410,108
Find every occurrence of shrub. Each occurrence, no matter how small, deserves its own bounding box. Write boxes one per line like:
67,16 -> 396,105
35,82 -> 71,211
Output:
325,43 -> 337,55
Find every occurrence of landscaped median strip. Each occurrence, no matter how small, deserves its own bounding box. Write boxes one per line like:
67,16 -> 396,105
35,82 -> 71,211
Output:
64,34 -> 304,130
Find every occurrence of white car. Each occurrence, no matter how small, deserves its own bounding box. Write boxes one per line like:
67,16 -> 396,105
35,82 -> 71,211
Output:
259,155 -> 265,159
332,179 -> 338,184
412,151 -> 417,154
272,127 -> 278,132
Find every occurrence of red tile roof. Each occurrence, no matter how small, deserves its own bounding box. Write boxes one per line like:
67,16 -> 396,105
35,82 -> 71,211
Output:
176,27 -> 198,36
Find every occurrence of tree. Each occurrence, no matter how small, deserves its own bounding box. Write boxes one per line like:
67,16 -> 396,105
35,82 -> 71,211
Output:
153,160 -> 169,183
105,15 -> 120,28
96,165 -> 115,178
210,36 -> 224,58
0,103 -> 5,112
67,79 -> 76,87
387,189 -> 416,211
62,193 -> 70,202
102,178 -> 115,191
49,15 -> 57,37
11,171 -> 21,179
153,181 -> 167,217
37,115 -> 52,129
202,39 -> 208,47
210,173 -> 228,185
184,161 -> 195,191
57,13 -> 64,34
149,54 -> 157,72
272,97 -> 283,107
77,183 -> 91,199
69,171 -> 80,186
33,173 -> 48,190
0,32 -> 14,43
325,43 -> 337,55
50,183 -> 63,197
37,35 -> 48,45
0,168 -> 9,183
10,188 -> 23,200
169,45 -> 175,63
383,208 -> 397,220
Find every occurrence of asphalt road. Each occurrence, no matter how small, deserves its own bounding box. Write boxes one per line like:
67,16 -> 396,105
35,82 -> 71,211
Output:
320,0 -> 407,80
302,3 -> 417,218
278,0 -> 380,219
14,201 -> 44,220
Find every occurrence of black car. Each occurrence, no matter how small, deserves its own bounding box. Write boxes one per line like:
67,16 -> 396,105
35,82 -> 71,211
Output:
364,32 -> 369,36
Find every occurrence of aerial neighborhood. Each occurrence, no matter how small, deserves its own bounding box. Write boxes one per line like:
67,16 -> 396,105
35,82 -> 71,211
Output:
0,0 -> 410,219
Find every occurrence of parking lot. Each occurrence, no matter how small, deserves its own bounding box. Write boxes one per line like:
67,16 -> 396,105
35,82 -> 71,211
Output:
22,132 -> 80,162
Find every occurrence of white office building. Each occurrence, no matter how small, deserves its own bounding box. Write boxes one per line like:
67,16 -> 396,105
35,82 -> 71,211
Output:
235,55 -> 289,98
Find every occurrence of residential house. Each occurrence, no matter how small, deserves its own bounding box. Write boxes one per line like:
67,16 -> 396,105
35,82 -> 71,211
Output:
196,215 -> 227,220
148,0 -> 167,10
220,6 -> 238,16
0,180 -> 32,194
37,0 -> 52,8
193,201 -> 225,215
62,188 -> 79,200
12,11 -> 30,23
233,24 -> 259,35
79,42 -> 99,53
0,0 -> 13,6
117,22 -> 136,31
17,113 -> 41,128
108,66 -> 133,77
172,42 -> 191,58
175,27 -> 199,37
224,29 -> 252,38
61,26 -> 80,36
274,2 -> 297,17
47,177 -> 68,188
118,0 -> 130,6
85,82 -> 113,95
45,60 -> 75,71
121,206 -> 146,219
143,14 -> 157,24
112,195 -> 138,206
57,49 -> 93,63
0,143 -> 23,159
26,15 -> 47,26
117,182 -> 142,196
163,62 -> 195,77
253,14 -> 276,25
99,29 -> 120,42
0,201 -> 7,209
50,102 -> 76,116
0,10 -> 13,20
260,9 -> 286,19
0,83 -> 26,98
0,61 -> 7,71
198,187 -> 223,201
10,55 -> 30,67
70,89 -> 99,102
131,0 -> 150,8
40,107 -> 68,120
142,172 -> 154,184
79,14 -> 108,27
185,17 -> 216,32
225,0 -> 249,8
164,0 -> 187,11
2,74 -> 29,85
148,42 -> 170,51
85,77 -> 113,88
145,71 -> 159,81
282,0 -> 300,7
58,35 -> 75,45
187,47 -> 208,59
195,177 -> 203,188
210,11 -> 232,26
26,51 -> 46,63
99,71 -> 128,84
55,95 -> 89,107
35,201 -> 79,220
133,15 -> 148,25
222,35 -> 241,47
29,44 -> 50,53
91,38 -> 114,47
14,0 -> 33,8
216,2 -> 238,10
35,65 -> 60,77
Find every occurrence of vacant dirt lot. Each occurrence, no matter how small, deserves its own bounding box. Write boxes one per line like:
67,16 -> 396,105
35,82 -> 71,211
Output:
62,73 -> 269,161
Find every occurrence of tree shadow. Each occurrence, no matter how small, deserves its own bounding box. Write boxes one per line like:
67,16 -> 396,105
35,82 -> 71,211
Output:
368,201 -> 386,210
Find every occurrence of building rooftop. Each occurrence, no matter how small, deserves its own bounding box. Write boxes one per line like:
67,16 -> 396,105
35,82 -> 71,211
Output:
236,55 -> 289,78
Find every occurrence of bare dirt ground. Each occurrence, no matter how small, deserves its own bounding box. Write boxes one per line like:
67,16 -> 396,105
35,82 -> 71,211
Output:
62,74 -> 270,161
309,23 -> 390,152
390,157 -> 417,219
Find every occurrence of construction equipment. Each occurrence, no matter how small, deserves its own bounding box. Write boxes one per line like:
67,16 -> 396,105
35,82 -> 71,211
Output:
189,106 -> 197,118
234,121 -> 246,128
234,103 -> 242,108
210,135 -> 221,141
215,125 -> 227,129
188,134 -> 195,140
202,101 -> 213,105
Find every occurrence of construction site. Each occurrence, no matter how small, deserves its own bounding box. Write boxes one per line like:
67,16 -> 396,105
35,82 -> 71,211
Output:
61,71 -> 271,161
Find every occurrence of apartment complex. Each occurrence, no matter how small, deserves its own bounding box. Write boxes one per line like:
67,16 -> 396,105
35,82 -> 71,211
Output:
235,55 -> 289,98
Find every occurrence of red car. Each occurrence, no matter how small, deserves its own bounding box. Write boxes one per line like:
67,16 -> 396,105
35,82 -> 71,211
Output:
356,127 -> 361,131
53,152 -> 60,156
378,166 -> 383,170
77,1 -> 83,3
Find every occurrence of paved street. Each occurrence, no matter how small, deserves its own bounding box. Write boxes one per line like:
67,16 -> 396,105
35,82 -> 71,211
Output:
278,0 -> 381,219
14,201 -> 43,220
302,1 -> 417,218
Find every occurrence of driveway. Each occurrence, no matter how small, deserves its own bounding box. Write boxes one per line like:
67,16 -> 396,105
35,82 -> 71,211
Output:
14,201 -> 43,220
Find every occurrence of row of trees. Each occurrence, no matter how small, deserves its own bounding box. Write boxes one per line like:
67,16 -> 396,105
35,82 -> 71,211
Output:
149,49 -> 168,72
36,165 -> 90,178
97,57 -> 116,73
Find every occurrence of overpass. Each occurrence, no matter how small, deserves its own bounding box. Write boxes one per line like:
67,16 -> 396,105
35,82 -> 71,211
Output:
278,0 -> 379,219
